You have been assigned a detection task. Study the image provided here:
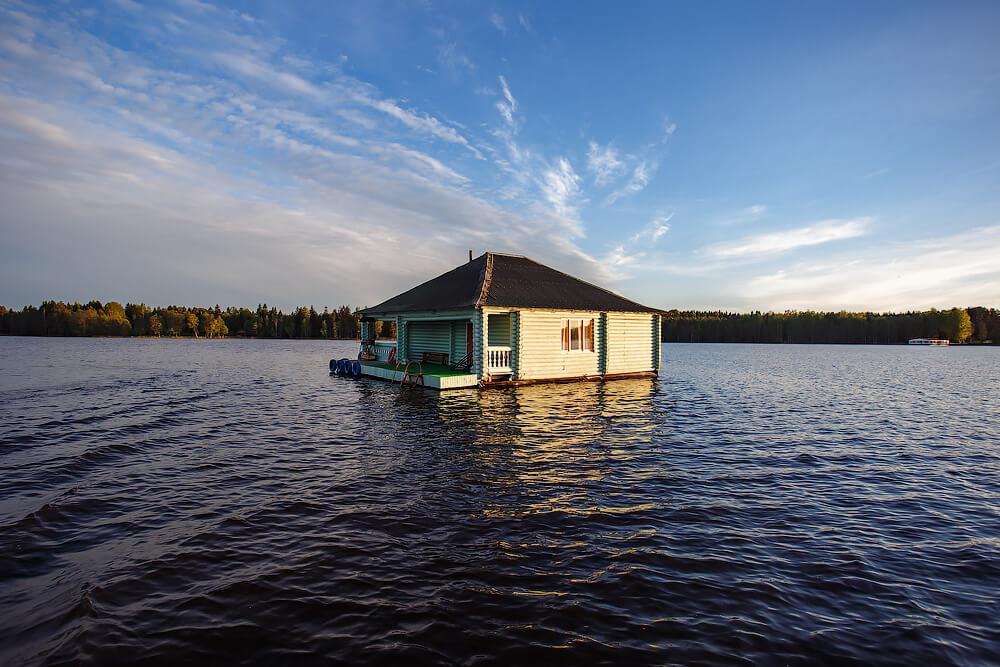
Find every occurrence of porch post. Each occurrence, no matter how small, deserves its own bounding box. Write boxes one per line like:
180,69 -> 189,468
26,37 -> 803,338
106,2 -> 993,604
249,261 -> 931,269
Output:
397,315 -> 407,362
473,310 -> 486,379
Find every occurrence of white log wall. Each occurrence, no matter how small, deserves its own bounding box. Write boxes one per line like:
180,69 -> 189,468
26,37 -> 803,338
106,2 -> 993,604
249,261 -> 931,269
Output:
512,309 -> 603,380
605,312 -> 658,374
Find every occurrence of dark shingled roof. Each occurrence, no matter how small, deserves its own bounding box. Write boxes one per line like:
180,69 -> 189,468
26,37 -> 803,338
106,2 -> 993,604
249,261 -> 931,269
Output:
359,252 -> 659,316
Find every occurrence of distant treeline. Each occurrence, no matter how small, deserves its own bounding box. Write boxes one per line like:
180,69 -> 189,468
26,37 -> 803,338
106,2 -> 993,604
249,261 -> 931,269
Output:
3,301 -> 998,345
0,301 -> 397,339
662,307 -> 999,344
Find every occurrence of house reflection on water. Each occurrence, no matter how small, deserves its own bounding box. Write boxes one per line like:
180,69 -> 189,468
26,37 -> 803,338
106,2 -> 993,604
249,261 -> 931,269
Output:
351,377 -> 667,522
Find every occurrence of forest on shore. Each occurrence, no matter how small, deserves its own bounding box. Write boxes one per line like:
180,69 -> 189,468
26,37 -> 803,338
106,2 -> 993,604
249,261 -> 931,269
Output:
1,301 -> 997,345
0,302 -> 393,339
661,307 -> 998,344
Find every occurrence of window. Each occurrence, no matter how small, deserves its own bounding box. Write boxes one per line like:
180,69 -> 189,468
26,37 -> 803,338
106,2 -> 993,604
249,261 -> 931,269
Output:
561,318 -> 594,352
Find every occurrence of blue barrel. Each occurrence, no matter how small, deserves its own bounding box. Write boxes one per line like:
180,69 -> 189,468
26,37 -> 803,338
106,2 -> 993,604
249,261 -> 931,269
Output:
350,360 -> 362,377
338,358 -> 349,375
329,359 -> 337,373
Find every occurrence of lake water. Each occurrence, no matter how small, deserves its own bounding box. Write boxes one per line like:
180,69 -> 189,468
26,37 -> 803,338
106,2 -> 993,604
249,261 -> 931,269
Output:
1,337 -> 998,665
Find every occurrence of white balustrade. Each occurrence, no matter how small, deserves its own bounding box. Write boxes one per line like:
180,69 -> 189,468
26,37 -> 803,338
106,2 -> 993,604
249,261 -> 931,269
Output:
487,346 -> 512,372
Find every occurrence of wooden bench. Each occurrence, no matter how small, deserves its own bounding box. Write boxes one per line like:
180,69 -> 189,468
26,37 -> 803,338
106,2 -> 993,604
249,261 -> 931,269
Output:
421,351 -> 449,365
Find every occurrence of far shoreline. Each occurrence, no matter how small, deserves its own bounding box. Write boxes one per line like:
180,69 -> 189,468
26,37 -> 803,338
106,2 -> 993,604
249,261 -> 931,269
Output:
0,334 -> 995,346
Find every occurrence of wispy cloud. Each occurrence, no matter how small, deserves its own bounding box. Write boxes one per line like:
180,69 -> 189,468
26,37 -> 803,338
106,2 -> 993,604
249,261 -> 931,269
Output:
209,43 -> 484,159
589,121 -> 673,204
605,244 -> 639,269
631,214 -> 673,244
586,141 -> 623,186
601,214 -> 675,278
365,95 -> 484,159
607,160 -> 656,204
496,74 -> 517,127
540,157 -> 582,231
705,217 -> 871,259
490,12 -> 506,33
212,51 -> 321,96
436,42 -> 475,76
715,203 -> 768,226
662,117 -> 677,142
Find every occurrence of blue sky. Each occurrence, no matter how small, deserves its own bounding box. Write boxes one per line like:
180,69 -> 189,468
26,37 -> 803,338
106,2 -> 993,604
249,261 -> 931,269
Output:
1,0 -> 998,311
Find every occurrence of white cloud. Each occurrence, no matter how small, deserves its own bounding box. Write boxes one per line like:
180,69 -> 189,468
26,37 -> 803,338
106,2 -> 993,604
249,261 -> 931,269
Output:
706,217 -> 871,259
110,0 -> 142,12
631,214 -> 673,244
365,96 -> 483,159
0,92 -> 614,306
662,117 -> 677,142
0,5 -> 621,308
601,214 -> 675,279
436,42 -> 475,75
375,143 -> 469,183
211,45 -> 484,159
607,160 -> 656,204
212,51 -> 321,97
586,141 -> 623,186
490,12 -> 506,33
605,245 -> 638,269
540,157 -> 582,231
496,75 -> 517,127
715,203 -> 768,226
740,225 -> 1000,311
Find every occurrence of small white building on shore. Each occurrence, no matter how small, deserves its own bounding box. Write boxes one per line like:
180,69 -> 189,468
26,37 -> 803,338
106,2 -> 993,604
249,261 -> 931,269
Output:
908,338 -> 950,346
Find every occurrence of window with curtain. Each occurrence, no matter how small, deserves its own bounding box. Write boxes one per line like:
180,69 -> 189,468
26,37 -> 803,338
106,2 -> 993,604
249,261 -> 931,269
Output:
561,318 -> 594,352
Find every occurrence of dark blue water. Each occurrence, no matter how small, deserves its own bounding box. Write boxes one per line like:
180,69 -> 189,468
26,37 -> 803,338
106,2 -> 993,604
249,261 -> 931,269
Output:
1,337 -> 998,665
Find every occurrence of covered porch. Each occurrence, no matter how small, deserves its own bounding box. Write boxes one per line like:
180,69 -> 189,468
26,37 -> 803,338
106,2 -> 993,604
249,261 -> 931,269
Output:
357,310 -> 515,388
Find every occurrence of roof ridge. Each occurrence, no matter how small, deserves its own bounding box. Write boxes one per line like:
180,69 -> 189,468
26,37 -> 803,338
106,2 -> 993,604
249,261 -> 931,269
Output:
485,251 -> 528,258
474,251 -> 494,307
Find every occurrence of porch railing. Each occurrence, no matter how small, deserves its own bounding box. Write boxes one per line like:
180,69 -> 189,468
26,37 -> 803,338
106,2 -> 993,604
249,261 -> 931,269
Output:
487,346 -> 512,373
372,341 -> 396,362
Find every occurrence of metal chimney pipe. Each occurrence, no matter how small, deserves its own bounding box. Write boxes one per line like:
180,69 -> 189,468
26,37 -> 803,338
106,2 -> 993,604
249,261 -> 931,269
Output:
469,250 -> 473,262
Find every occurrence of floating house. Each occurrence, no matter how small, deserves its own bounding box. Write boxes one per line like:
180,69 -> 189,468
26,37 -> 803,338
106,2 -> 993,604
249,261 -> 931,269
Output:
355,252 -> 662,389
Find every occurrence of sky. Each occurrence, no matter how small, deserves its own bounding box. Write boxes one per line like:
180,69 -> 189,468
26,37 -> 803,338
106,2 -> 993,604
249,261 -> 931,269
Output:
1,0 -> 999,312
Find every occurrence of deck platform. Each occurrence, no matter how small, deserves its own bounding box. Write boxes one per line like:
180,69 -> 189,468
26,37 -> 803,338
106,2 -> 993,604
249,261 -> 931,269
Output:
359,361 -> 479,390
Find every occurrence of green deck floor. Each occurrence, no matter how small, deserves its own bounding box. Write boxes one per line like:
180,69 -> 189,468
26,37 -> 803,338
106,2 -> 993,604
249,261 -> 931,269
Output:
362,361 -> 474,377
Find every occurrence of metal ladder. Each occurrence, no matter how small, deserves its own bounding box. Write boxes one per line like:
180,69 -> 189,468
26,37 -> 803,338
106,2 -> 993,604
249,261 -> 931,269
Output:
400,360 -> 424,388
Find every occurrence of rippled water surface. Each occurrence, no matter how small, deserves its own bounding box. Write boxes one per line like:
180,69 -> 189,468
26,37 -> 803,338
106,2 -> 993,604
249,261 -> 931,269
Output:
2,337 -> 999,665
